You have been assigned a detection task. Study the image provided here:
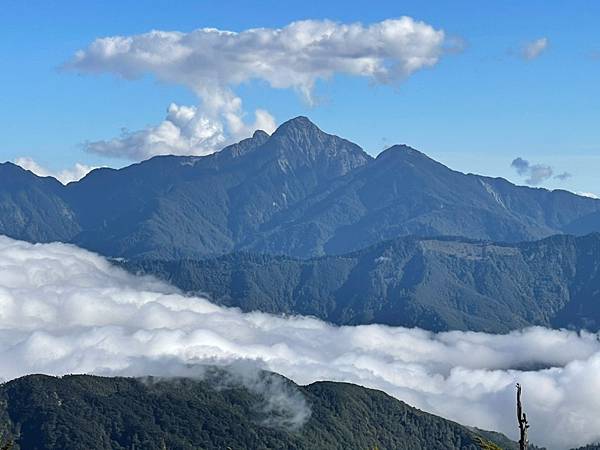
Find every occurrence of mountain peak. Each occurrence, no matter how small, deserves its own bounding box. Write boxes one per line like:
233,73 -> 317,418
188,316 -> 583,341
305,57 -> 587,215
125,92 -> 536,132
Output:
252,129 -> 270,140
265,116 -> 371,176
0,161 -> 59,185
1,161 -> 24,171
375,144 -> 442,166
271,116 -> 322,139
378,144 -> 426,158
280,115 -> 317,128
216,127 -> 271,160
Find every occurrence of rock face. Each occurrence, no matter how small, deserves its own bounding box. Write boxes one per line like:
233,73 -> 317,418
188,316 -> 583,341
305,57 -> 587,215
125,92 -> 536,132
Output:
2,116 -> 600,260
0,373 -> 520,450
125,233 -> 600,333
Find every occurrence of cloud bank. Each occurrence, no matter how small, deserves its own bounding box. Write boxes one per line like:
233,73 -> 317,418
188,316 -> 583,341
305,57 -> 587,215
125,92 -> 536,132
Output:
511,156 -> 572,186
2,236 -> 600,448
522,37 -> 549,60
67,17 -> 450,160
14,157 -> 95,184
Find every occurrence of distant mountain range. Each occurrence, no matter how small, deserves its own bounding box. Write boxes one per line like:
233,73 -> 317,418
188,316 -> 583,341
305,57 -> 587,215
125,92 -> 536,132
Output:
2,116 -> 599,261
125,233 -> 600,333
4,117 -> 600,449
0,372 -> 526,450
3,116 -> 600,333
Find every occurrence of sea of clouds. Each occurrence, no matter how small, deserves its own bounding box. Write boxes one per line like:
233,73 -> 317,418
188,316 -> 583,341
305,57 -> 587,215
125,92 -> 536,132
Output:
1,235 -> 600,449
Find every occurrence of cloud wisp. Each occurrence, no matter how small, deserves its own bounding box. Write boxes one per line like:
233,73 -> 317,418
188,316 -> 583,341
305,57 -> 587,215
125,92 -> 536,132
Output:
66,18 -> 451,160
14,157 -> 95,184
2,236 -> 600,448
577,192 -> 599,199
511,156 -> 572,186
522,37 -> 549,60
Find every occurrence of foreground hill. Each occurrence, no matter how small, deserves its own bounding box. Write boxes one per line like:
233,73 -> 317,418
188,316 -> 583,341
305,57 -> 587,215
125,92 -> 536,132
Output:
0,373 -> 518,450
125,233 -> 600,333
2,117 -> 599,259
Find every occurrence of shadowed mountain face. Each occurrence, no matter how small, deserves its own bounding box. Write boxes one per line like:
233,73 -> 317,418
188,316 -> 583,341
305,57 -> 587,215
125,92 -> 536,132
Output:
0,163 -> 80,242
125,233 -> 600,333
1,116 -> 600,259
252,144 -> 600,257
0,373 -> 521,450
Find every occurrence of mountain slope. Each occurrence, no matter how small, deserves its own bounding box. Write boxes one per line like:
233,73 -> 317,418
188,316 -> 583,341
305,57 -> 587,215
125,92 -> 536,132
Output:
247,145 -> 600,256
64,117 -> 371,259
0,373 -> 520,450
124,233 -> 600,333
2,117 -> 599,259
0,163 -> 80,242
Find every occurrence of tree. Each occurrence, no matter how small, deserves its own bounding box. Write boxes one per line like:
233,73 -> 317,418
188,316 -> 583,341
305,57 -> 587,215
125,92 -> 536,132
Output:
516,383 -> 529,450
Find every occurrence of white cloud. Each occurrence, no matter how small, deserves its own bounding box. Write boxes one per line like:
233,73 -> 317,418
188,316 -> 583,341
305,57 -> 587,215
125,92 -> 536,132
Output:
85,103 -> 225,160
522,37 -> 549,60
577,192 -> 599,199
69,18 -> 447,100
5,236 -> 600,448
67,18 -> 449,160
14,157 -> 95,184
84,103 -> 277,160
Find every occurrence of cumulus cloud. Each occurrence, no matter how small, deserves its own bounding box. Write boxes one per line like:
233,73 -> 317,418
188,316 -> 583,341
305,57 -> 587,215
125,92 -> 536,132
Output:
522,37 -> 549,60
14,157 -> 95,184
67,18 -> 450,160
4,236 -> 600,448
511,156 -> 572,186
84,102 -> 277,160
68,18 -> 447,100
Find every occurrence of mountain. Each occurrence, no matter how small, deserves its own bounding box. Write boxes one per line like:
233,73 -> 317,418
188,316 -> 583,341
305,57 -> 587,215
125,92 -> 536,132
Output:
0,163 -> 79,242
2,117 -> 600,259
62,117 -> 371,259
249,145 -> 600,256
0,373 -> 522,450
124,233 -> 600,333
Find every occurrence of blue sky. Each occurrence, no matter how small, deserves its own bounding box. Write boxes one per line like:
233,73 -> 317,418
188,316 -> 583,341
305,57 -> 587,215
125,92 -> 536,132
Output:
1,0 -> 599,195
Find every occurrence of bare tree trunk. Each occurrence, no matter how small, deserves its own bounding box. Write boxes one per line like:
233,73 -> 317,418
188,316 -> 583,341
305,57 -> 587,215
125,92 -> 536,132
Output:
516,383 -> 529,450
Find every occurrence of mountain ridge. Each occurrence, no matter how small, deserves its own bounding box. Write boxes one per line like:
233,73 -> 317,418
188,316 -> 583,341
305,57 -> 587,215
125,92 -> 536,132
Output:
123,232 -> 600,333
1,116 -> 599,260
0,372 -> 526,450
